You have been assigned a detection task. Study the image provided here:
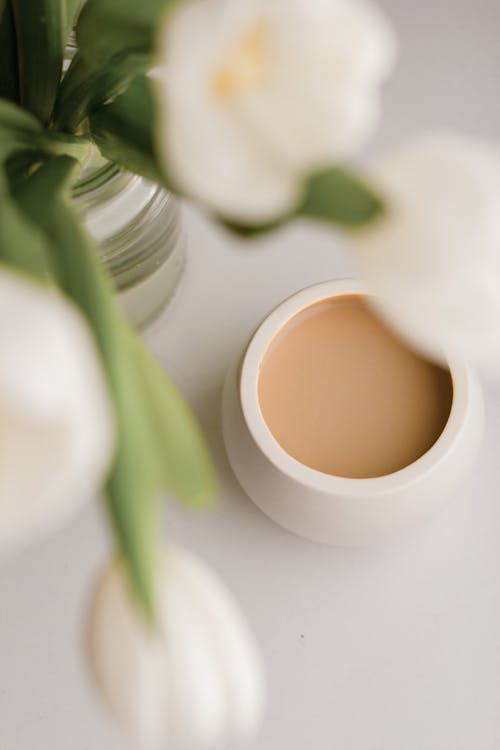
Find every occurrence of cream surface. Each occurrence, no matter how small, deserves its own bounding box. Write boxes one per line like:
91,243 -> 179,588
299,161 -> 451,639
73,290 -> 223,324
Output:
257,294 -> 453,478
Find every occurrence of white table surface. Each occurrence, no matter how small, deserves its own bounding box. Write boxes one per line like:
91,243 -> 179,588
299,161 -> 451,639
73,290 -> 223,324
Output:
2,2 -> 500,749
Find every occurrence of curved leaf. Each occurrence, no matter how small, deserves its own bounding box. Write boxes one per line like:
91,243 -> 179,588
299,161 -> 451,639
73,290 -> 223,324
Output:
11,0 -> 82,124
76,0 -> 171,72
12,155 -> 216,616
131,334 -> 216,507
55,51 -> 137,133
0,99 -> 89,177
298,167 -> 384,227
0,170 -> 54,279
0,97 -> 42,135
224,167 -> 384,237
0,104 -> 52,277
88,75 -> 169,185
0,1 -> 19,102
13,155 -> 157,613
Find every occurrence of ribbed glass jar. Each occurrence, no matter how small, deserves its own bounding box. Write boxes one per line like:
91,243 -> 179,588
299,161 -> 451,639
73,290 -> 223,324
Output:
73,161 -> 185,329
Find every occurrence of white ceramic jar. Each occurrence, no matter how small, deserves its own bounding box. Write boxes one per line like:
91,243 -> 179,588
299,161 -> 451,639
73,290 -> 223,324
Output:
222,280 -> 484,545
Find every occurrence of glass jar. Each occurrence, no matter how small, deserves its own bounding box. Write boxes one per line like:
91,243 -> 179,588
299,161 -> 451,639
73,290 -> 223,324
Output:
73,161 -> 185,329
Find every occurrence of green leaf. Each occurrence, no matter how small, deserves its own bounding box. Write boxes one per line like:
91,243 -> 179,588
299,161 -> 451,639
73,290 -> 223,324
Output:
13,155 -> 157,613
0,97 -> 42,137
0,101 -> 54,276
131,334 -> 216,507
220,215 -> 287,239
39,130 -> 91,163
11,0 -> 81,124
76,0 -> 171,72
0,169 -> 54,279
12,155 -> 216,616
0,93 -> 87,142
0,99 -> 45,178
0,99 -> 90,180
224,167 -> 384,237
297,167 -> 384,227
54,51 -> 137,133
0,2 -> 19,102
88,75 -> 169,185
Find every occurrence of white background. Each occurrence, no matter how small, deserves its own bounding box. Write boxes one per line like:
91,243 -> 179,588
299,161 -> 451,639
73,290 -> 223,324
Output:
2,1 -> 500,749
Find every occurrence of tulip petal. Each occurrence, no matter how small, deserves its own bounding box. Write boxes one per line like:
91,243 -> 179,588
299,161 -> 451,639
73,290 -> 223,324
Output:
87,559 -> 169,747
88,546 -> 265,748
0,268 -> 114,553
160,558 -> 228,746
351,132 -> 500,376
164,547 -> 266,740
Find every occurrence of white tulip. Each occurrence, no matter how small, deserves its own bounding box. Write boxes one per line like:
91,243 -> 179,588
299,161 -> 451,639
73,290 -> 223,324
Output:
88,545 -> 265,748
0,267 -> 114,553
350,132 -> 500,377
154,0 -> 396,223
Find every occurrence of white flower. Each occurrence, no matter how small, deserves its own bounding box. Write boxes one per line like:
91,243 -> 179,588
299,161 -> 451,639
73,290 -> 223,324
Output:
0,267 -> 114,553
154,0 -> 396,223
350,132 -> 500,378
87,545 -> 265,748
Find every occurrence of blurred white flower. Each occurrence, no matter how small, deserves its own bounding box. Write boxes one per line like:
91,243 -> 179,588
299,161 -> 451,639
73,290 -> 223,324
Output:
154,0 -> 396,223
351,132 -> 500,377
88,545 -> 265,748
0,267 -> 114,553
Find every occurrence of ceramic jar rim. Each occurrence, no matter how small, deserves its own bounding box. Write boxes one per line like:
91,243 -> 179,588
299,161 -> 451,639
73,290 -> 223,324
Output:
239,279 -> 472,497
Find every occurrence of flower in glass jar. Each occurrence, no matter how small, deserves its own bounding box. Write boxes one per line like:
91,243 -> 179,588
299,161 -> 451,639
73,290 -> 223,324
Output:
87,545 -> 265,748
0,267 -> 114,554
350,132 -> 500,377
154,0 -> 396,223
